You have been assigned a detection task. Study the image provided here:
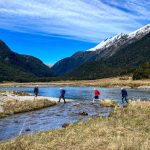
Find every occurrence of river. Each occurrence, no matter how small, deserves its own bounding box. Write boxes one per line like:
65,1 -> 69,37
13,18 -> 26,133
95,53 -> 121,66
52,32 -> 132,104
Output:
0,86 -> 150,141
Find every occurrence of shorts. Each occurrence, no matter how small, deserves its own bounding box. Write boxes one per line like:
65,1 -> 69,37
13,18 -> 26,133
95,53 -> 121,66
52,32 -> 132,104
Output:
94,96 -> 99,99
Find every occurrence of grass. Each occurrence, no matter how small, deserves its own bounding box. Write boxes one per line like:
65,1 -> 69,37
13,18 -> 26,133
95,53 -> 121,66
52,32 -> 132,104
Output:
100,99 -> 118,107
11,91 -> 31,96
0,99 -> 57,118
0,76 -> 150,87
0,90 -> 31,96
0,112 -> 9,118
0,101 -> 150,150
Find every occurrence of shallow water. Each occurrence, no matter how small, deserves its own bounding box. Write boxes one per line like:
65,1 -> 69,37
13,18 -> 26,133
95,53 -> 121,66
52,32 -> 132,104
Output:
1,86 -> 150,101
0,86 -> 150,141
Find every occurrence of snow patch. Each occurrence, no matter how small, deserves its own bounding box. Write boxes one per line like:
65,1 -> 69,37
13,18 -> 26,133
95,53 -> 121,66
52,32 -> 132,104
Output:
88,24 -> 150,52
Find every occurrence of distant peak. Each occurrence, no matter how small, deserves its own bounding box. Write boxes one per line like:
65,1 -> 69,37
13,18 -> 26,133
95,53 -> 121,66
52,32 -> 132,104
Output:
129,24 -> 150,38
87,24 -> 150,52
87,33 -> 128,52
47,64 -> 53,68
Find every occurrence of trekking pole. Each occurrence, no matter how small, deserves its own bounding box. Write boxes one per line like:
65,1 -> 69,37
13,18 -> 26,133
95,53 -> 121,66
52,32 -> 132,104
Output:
91,88 -> 94,104
19,118 -> 27,136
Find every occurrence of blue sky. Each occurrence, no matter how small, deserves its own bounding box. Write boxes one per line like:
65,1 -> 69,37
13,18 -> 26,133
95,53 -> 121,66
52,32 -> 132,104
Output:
0,0 -> 150,65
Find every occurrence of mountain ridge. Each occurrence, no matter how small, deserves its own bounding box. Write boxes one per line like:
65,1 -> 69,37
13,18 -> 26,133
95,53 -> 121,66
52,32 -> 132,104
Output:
65,32 -> 150,80
88,24 -> 150,52
0,40 -> 52,82
51,24 -> 150,76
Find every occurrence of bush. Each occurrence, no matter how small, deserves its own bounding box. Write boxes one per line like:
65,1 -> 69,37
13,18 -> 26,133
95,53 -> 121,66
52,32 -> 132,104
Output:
133,62 -> 150,80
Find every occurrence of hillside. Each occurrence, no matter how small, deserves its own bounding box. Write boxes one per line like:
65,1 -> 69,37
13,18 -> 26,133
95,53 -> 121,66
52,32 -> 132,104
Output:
133,62 -> 150,80
51,24 -> 150,76
65,32 -> 150,80
0,40 -> 52,82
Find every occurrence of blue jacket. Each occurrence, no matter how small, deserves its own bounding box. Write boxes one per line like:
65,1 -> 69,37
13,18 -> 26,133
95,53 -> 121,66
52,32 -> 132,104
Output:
121,89 -> 128,97
34,87 -> 39,94
60,89 -> 66,96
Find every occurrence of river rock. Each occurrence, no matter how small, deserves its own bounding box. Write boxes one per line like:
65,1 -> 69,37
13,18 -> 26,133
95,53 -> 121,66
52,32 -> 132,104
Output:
73,103 -> 80,107
14,120 -> 19,124
62,123 -> 70,128
79,111 -> 88,116
25,128 -> 31,132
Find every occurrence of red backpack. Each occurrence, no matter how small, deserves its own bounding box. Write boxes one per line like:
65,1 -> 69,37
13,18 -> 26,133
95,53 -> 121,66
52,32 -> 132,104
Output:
95,90 -> 100,96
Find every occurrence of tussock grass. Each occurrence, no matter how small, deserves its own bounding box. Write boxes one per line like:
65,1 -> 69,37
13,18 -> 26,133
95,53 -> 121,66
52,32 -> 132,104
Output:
0,112 -> 8,118
0,90 -> 31,96
11,91 -> 31,96
0,101 -> 150,150
100,99 -> 117,107
0,99 -> 57,118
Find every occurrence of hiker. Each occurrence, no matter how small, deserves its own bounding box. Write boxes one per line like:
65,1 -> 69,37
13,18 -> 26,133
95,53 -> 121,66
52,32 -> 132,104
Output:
92,88 -> 100,104
121,88 -> 128,104
58,88 -> 66,103
34,85 -> 39,98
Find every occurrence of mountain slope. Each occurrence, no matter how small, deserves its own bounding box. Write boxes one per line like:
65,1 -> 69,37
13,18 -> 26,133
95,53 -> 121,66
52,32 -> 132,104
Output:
51,24 -> 150,76
0,40 -> 52,82
65,32 -> 150,80
133,62 -> 150,80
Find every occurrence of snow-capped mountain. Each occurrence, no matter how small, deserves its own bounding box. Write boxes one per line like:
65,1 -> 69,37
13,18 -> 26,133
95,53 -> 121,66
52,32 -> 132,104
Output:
51,24 -> 150,76
88,33 -> 128,51
129,24 -> 150,39
88,24 -> 150,52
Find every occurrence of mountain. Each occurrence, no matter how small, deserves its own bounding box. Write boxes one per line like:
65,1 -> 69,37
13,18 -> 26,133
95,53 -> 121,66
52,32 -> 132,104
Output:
133,62 -> 150,80
51,24 -> 150,76
65,32 -> 150,80
0,40 -> 52,82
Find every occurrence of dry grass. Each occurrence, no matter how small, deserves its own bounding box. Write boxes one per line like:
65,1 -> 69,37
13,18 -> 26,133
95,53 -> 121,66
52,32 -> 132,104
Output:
0,99 -> 57,118
129,100 -> 150,108
0,101 -> 150,150
0,77 -> 150,87
100,99 -> 118,107
0,112 -> 9,118
11,91 -> 31,96
0,90 -> 31,96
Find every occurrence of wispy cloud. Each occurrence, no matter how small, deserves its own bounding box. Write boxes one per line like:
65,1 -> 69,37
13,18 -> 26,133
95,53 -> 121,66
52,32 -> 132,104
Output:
0,0 -> 150,42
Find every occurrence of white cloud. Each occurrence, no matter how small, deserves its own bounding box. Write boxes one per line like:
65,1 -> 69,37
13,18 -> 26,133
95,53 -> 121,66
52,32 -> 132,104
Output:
0,0 -> 149,42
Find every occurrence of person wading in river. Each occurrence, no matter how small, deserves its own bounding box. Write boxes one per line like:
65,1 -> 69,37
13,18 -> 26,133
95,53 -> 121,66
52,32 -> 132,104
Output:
121,88 -> 128,104
34,85 -> 39,99
58,88 -> 66,104
92,88 -> 100,104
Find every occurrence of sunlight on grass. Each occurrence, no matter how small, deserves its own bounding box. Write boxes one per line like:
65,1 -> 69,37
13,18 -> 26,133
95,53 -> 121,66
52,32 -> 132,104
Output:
0,99 -> 57,118
0,101 -> 149,150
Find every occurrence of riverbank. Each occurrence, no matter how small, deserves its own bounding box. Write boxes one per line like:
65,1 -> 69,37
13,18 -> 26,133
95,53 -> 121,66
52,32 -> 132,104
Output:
0,91 -> 59,118
0,99 -> 57,118
0,77 -> 150,88
0,101 -> 149,150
